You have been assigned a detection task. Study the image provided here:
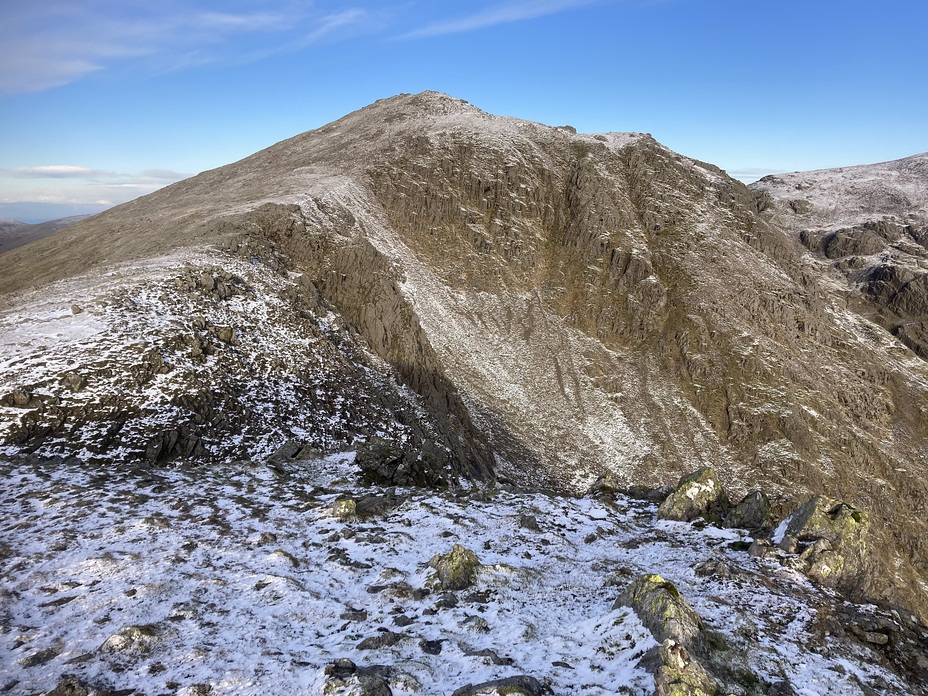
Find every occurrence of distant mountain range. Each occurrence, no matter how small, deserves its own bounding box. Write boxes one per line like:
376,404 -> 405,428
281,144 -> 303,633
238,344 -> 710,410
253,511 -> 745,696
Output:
0,214 -> 91,254
1,93 -> 927,693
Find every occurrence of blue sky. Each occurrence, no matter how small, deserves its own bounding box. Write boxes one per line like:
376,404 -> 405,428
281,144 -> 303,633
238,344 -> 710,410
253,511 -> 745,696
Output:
1,0 -> 926,222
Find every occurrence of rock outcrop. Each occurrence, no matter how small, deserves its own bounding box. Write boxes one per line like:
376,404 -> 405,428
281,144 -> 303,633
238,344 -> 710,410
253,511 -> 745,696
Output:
615,574 -> 705,650
657,468 -> 729,524
783,495 -> 873,596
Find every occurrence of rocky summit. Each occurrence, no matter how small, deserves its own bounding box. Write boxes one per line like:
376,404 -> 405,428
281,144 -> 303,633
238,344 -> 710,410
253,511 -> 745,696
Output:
1,92 -> 928,695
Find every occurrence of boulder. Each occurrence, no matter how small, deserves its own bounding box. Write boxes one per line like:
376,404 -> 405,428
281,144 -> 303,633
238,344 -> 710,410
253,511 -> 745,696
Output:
332,498 -> 357,519
784,496 -> 872,595
99,624 -> 161,655
43,676 -> 110,696
322,658 -> 392,696
658,468 -> 729,523
451,675 -> 552,696
614,574 -> 704,649
356,437 -> 450,488
428,544 -> 481,591
724,491 -> 771,531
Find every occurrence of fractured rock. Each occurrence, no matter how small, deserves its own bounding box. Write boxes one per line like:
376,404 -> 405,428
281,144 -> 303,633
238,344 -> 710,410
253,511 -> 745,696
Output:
784,496 -> 873,595
724,490 -> 771,531
654,639 -> 718,696
99,624 -> 161,656
43,675 -> 111,696
614,573 -> 705,650
356,437 -> 450,488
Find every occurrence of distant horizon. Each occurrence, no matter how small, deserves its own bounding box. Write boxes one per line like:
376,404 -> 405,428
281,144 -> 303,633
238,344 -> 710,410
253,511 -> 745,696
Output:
2,1 -> 926,223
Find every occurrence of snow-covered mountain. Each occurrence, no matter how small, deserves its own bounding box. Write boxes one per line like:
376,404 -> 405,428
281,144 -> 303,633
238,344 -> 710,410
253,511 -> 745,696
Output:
751,154 -> 928,358
1,92 -> 928,694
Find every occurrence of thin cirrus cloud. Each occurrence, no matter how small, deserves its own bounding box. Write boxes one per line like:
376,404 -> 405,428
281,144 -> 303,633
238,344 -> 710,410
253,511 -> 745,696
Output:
0,1 -> 372,95
9,166 -> 189,184
398,0 -> 607,39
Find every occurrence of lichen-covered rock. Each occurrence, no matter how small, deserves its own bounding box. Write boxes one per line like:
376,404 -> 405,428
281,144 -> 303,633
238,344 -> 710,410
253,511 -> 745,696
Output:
785,496 -> 872,595
653,640 -> 718,696
614,574 -> 704,649
450,675 -> 552,696
43,675 -> 111,696
658,468 -> 729,523
331,498 -> 357,519
99,624 -> 161,655
428,544 -> 481,591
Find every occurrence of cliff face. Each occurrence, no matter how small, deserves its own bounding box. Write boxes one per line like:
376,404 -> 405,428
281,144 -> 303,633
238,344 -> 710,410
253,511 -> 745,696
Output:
1,92 -> 927,618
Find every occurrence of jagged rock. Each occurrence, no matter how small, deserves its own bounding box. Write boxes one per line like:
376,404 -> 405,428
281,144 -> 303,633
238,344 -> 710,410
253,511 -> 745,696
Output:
60,372 -> 88,392
784,496 -> 872,595
356,437 -> 450,488
625,484 -> 674,504
822,227 -> 886,259
354,493 -> 404,518
43,675 -> 111,696
694,558 -> 731,578
653,639 -> 718,696
724,490 -> 771,530
614,574 -> 704,649
658,468 -> 729,523
428,544 -> 481,591
588,473 -> 622,497
766,681 -> 799,696
748,538 -> 775,558
451,675 -> 552,696
322,659 -> 393,695
464,648 -> 514,665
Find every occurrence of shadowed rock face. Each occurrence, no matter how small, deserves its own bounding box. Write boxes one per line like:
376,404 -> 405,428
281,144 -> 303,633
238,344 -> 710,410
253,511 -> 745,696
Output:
1,92 -> 928,620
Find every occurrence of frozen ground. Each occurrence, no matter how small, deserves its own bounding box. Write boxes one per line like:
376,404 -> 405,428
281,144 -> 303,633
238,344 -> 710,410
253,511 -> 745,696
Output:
0,453 -> 910,695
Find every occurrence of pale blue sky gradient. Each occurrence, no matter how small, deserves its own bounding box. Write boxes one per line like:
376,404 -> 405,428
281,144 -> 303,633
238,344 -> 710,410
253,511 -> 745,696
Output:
1,0 -> 926,222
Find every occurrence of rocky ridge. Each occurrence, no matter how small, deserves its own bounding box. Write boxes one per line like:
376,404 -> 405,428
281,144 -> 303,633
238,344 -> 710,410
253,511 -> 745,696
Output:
751,154 -> 928,358
1,92 -> 928,624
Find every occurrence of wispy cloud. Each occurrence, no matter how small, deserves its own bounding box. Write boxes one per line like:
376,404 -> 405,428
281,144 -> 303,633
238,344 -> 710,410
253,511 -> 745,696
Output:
728,168 -> 787,184
12,166 -> 98,178
399,0 -> 605,39
7,165 -> 188,183
0,1 -> 373,95
1,165 -> 191,210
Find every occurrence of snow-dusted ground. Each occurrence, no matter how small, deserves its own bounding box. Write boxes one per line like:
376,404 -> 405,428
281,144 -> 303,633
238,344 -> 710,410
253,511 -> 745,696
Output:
0,454 -> 909,695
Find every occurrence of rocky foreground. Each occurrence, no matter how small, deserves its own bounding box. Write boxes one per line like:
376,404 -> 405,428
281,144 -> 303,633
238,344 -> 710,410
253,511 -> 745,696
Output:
2,453 -> 926,695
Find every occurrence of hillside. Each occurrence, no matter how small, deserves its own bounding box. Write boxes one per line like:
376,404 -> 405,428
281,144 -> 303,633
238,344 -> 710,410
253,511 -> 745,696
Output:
0,215 -> 91,255
1,93 -> 928,692
751,154 -> 928,358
